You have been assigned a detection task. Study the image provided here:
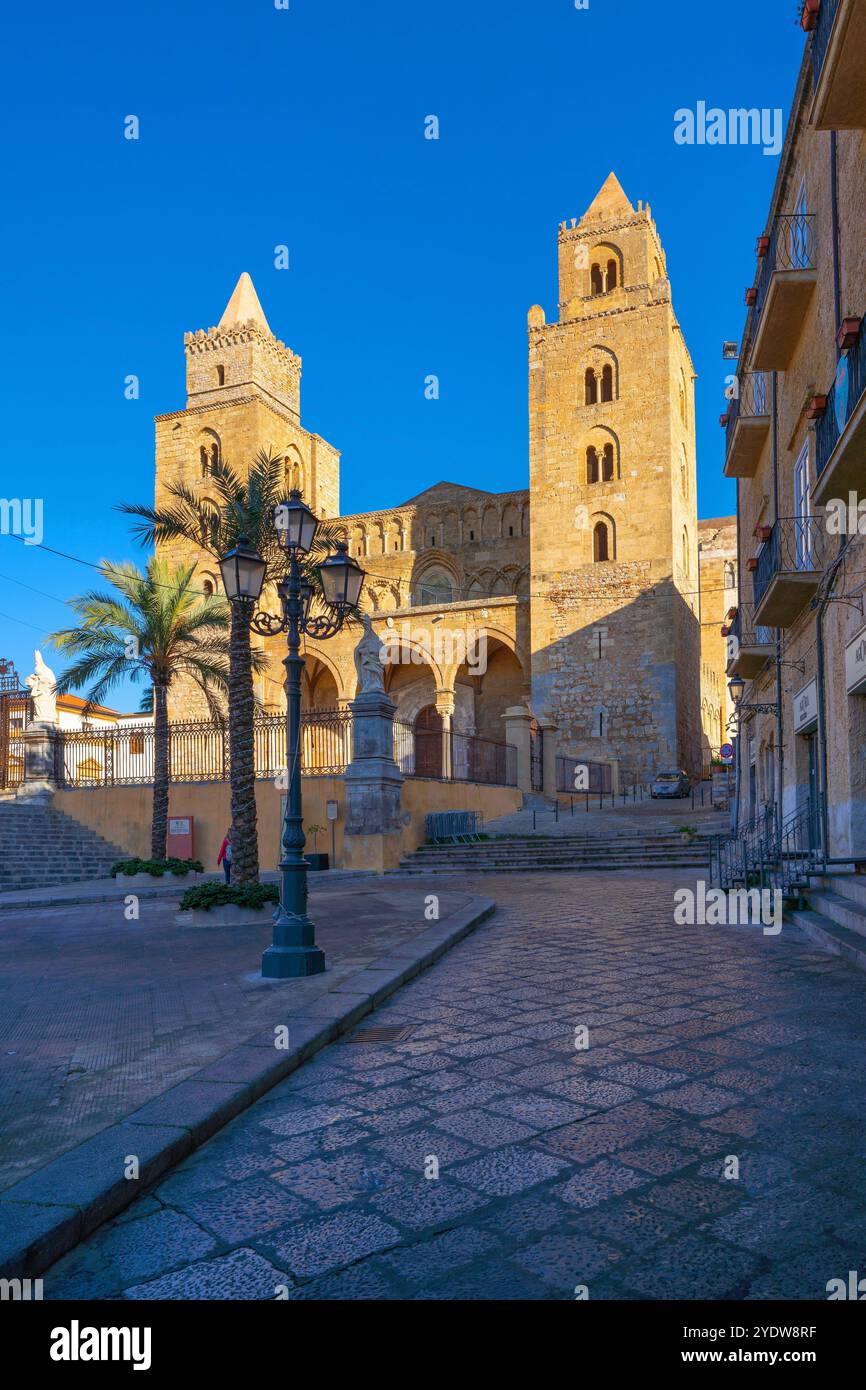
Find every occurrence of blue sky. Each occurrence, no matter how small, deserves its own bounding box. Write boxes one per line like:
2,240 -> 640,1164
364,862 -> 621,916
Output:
0,0 -> 805,704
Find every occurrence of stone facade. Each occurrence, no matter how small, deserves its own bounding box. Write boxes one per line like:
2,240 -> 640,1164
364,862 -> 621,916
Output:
724,25 -> 866,855
155,178 -> 729,782
698,517 -> 738,762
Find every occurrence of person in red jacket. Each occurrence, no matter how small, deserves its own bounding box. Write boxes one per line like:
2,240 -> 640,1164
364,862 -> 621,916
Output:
217,827 -> 233,884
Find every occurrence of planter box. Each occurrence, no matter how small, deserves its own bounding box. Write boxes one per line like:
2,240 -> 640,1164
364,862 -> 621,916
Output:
837,317 -> 862,351
745,288 -> 758,307
801,0 -> 819,32
806,395 -> 828,420
305,853 -> 330,872
175,903 -> 277,928
756,235 -> 770,257
122,871 -> 196,887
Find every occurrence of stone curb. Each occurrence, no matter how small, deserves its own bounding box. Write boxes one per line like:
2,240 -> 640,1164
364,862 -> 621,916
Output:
0,870 -> 378,913
0,896 -> 495,1278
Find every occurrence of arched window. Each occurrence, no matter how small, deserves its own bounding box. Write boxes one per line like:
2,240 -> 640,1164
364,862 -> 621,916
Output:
585,368 -> 598,405
200,502 -> 220,549
587,447 -> 600,485
602,444 -> 614,482
593,520 -> 610,562
606,259 -> 618,291
200,432 -> 221,477
202,577 -> 215,597
216,365 -> 225,386
591,263 -> 604,296
601,364 -> 614,402
725,561 -> 736,590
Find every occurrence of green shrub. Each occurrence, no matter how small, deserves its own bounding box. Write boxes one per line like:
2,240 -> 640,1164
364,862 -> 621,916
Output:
178,881 -> 280,913
111,857 -> 204,878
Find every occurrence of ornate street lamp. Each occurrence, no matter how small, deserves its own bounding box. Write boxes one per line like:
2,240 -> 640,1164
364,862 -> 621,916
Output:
222,495 -> 364,978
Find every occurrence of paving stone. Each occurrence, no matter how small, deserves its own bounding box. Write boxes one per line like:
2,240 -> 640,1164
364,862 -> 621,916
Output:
124,1247 -> 291,1300
369,1179 -> 490,1231
377,1226 -> 502,1285
560,1159 -> 650,1209
431,1109 -> 537,1149
619,1234 -> 761,1299
513,1231 -> 623,1291
266,1210 -> 402,1278
450,1145 -> 569,1197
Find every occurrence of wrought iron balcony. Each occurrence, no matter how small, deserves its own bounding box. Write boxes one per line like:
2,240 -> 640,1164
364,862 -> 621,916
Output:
810,0 -> 866,131
725,604 -> 775,678
723,373 -> 771,478
750,214 -> 817,372
753,516 -> 827,627
813,316 -> 866,506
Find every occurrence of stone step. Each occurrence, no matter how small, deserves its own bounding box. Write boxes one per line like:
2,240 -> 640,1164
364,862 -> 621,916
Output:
801,889 -> 866,940
786,906 -> 866,973
0,802 -> 128,891
809,872 -> 866,910
395,859 -> 709,875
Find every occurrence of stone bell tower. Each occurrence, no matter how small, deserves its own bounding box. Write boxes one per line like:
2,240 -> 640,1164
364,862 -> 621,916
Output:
154,273 -> 342,718
527,173 -> 701,779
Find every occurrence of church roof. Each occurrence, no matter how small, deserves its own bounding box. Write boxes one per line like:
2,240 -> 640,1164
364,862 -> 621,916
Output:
398,481 -> 525,507
580,171 -> 635,223
219,272 -> 272,334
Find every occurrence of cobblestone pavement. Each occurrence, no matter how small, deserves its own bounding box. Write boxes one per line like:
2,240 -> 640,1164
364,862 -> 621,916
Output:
45,870 -> 866,1301
0,881 -> 477,1192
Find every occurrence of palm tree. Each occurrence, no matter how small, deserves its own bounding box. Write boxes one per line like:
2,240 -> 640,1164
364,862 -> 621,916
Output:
50,558 -> 235,862
119,448 -> 347,883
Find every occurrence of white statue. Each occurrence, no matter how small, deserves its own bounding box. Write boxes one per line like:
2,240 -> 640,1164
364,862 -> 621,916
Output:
26,649 -> 58,724
353,614 -> 386,695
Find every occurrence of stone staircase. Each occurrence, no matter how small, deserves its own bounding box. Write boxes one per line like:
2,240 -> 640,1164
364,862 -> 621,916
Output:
786,871 -> 866,972
0,802 -> 128,892
395,829 -> 711,876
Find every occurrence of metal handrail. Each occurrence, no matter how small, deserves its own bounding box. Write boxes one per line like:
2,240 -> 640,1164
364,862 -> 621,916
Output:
754,214 -> 816,325
816,318 -> 866,479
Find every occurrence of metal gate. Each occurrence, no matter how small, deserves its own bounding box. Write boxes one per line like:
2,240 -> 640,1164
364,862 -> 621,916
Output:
530,727 -> 543,792
0,660 -> 30,791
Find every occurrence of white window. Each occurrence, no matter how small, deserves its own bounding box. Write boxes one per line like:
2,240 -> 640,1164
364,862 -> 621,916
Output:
793,440 -> 812,569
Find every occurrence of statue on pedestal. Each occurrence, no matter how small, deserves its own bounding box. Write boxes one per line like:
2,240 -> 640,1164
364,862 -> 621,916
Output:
25,649 -> 58,724
353,615 -> 386,696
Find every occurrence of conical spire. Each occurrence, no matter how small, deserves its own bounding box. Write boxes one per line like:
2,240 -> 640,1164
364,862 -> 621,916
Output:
218,272 -> 272,334
581,171 -> 635,222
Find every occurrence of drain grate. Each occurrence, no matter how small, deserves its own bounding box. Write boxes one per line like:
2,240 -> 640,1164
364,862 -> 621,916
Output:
348,1025 -> 418,1044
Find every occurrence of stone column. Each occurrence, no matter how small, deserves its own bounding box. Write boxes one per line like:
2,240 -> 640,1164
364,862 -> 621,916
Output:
435,690 -> 455,780
342,690 -> 404,873
538,719 -> 559,801
17,722 -> 58,803
502,705 -> 533,794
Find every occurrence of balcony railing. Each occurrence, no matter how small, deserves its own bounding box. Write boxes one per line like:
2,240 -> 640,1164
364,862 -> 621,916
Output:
814,317 -> 866,503
811,0 -> 841,81
751,214 -> 817,372
726,604 -> 774,677
724,372 -> 770,478
809,0 -> 866,130
753,516 -> 827,627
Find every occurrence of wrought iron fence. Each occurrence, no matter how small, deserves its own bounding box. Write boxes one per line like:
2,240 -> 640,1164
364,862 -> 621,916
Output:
729,603 -> 774,650
709,797 -> 825,897
393,721 -> 517,786
811,0 -> 840,85
754,214 -> 816,324
753,516 -> 827,610
555,755 -> 613,794
0,690 -> 30,790
530,730 -> 543,792
816,318 -> 866,480
56,710 -> 354,788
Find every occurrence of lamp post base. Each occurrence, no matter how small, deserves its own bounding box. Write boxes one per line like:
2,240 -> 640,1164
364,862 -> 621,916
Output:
261,943 -> 326,978
261,907 -> 326,978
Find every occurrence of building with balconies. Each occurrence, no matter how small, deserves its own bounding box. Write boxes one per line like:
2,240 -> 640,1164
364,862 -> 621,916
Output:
723,7 -> 866,859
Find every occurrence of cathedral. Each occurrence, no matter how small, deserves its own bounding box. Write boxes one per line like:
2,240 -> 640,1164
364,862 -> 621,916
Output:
156,173 -> 732,782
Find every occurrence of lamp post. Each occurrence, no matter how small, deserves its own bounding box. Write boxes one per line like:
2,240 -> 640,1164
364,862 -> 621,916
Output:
220,495 -> 364,978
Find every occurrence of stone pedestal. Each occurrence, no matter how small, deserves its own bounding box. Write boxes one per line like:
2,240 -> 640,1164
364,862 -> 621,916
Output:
502,706 -> 533,794
538,719 -> 559,800
343,691 -> 404,872
17,722 -> 58,803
